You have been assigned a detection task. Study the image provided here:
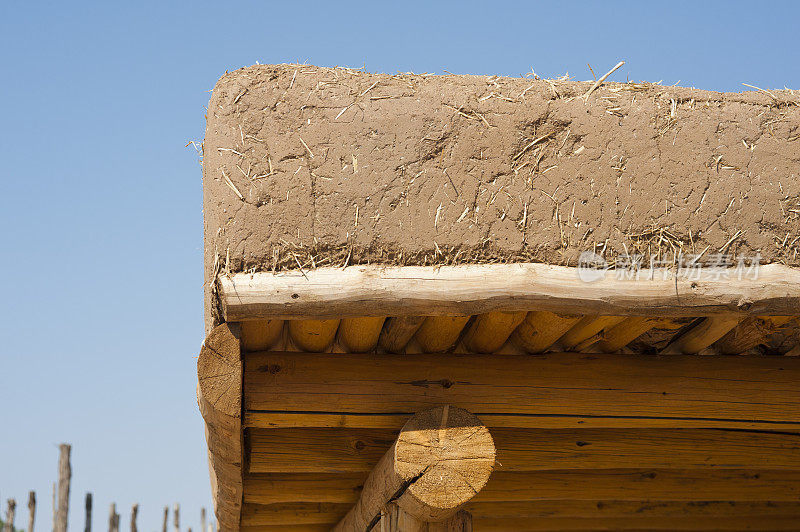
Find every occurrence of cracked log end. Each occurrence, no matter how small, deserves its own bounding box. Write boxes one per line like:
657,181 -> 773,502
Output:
333,406 -> 495,531
198,322 -> 242,419
395,406 -> 495,522
198,322 -> 243,532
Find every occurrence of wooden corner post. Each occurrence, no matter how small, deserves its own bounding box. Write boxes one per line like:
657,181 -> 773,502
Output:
197,322 -> 243,531
333,405 -> 495,532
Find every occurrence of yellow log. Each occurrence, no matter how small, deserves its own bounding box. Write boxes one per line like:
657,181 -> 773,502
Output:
558,316 -> 627,350
462,311 -> 527,353
594,317 -> 658,353
241,320 -> 284,352
511,311 -> 581,353
337,317 -> 386,353
414,316 -> 471,353
662,316 -> 742,355
289,319 -> 340,352
379,317 -> 426,353
715,316 -> 796,355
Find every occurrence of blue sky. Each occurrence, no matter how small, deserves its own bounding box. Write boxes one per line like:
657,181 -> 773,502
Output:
0,1 -> 798,530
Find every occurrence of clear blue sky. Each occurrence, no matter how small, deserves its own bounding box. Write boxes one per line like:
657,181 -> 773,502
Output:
1,1 -> 797,530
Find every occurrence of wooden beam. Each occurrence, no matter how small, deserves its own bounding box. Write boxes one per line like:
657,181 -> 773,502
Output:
662,316 -> 743,354
510,311 -> 581,353
248,427 -> 800,473
243,411 -> 800,431
378,504 -> 472,532
413,316 -> 470,352
243,469 -> 800,505
378,316 -> 426,353
197,323 -> 244,531
217,263 -> 800,320
461,311 -> 526,353
241,527 -> 328,532
715,316 -> 796,354
241,503 -> 348,526
241,320 -> 284,352
244,352 -> 800,428
338,317 -> 386,353
471,515 -> 800,531
465,500 -> 800,519
332,406 -> 494,531
558,316 -> 626,350
378,503 -> 426,532
239,516 -> 799,532
593,317 -> 661,352
287,319 -> 340,352
239,499 -> 800,528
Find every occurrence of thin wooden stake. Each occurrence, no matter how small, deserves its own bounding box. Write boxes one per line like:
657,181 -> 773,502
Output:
200,508 -> 206,532
26,492 -> 35,532
51,483 -> 56,532
54,444 -> 71,532
3,499 -> 16,532
130,504 -> 138,532
85,493 -> 92,532
173,504 -> 179,532
108,503 -> 119,532
161,507 -> 168,532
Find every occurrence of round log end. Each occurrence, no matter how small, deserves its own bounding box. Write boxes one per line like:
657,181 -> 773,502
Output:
198,322 -> 242,418
394,405 -> 495,521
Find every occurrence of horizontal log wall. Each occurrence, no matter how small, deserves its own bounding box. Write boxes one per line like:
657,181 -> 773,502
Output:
244,469 -> 800,505
247,427 -> 800,473
241,500 -> 800,527
237,349 -> 800,529
244,352 -> 800,429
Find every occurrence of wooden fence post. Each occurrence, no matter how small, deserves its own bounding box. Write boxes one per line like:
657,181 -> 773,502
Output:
130,504 -> 138,532
85,493 -> 92,532
51,483 -> 56,532
26,492 -> 35,532
108,503 -> 119,532
3,499 -> 16,532
161,507 -> 168,532
200,508 -> 206,532
173,504 -> 179,532
54,444 -> 71,532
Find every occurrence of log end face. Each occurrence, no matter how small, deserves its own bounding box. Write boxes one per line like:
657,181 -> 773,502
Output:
198,322 -> 242,419
395,406 -> 495,521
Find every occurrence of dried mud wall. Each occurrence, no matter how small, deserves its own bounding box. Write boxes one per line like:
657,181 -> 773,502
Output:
203,64 -> 800,327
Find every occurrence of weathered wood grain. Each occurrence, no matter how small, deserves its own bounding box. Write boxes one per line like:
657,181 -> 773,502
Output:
198,323 -> 244,531
337,317 -> 386,353
248,427 -> 800,473
461,311 -> 526,353
244,352 -> 800,428
240,499 -> 800,528
332,406 -> 494,530
218,264 -> 800,320
243,469 -> 800,505
662,316 -> 742,354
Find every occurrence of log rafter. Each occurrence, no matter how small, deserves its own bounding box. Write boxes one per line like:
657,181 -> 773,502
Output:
332,406 -> 494,532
